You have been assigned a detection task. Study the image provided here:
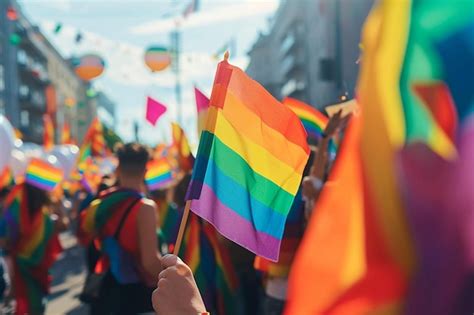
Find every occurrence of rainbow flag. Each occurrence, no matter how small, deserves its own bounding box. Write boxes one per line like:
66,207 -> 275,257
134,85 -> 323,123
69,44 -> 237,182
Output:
80,118 -> 106,158
25,158 -> 63,192
195,86 -> 210,137
0,184 -> 62,314
145,159 -> 173,191
171,122 -> 195,173
61,122 -> 72,144
0,167 -> 14,189
283,97 -> 328,139
43,114 -> 54,151
186,56 -> 310,261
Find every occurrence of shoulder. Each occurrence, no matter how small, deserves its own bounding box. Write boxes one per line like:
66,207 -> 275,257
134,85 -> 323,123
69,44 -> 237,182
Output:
138,198 -> 157,216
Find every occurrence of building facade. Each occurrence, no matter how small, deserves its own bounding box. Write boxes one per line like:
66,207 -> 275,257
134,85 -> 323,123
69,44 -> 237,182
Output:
247,0 -> 373,109
0,0 -> 107,145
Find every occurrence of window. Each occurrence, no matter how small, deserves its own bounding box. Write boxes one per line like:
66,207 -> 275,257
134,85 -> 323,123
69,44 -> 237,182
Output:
20,110 -> 29,127
0,65 -> 4,91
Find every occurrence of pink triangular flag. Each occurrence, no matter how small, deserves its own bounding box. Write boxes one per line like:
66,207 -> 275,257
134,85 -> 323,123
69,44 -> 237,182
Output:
146,96 -> 167,126
194,87 -> 209,113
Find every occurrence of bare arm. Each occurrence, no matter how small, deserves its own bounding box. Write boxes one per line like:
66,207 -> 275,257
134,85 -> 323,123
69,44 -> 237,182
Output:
137,199 -> 162,277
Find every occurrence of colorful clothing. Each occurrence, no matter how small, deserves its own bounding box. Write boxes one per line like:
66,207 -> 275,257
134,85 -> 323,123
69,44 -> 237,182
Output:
79,187 -> 145,284
0,184 -> 61,315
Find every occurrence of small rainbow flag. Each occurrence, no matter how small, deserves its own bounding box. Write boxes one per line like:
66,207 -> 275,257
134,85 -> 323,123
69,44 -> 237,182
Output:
0,167 -> 14,189
283,97 -> 328,140
43,114 -> 54,151
25,158 -> 63,192
186,57 -> 310,261
145,159 -> 173,191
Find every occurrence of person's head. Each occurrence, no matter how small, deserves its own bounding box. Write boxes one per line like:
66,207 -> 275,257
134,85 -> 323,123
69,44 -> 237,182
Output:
115,143 -> 150,186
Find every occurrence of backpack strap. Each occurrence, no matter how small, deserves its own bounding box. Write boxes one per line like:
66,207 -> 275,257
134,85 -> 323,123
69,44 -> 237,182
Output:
113,198 -> 142,240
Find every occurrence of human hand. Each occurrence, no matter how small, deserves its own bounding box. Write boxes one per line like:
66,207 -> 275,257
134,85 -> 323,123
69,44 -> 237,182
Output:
152,255 -> 206,315
323,110 -> 342,138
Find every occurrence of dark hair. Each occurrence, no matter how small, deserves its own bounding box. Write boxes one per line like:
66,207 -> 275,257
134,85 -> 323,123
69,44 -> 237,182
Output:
116,143 -> 150,175
24,183 -> 50,216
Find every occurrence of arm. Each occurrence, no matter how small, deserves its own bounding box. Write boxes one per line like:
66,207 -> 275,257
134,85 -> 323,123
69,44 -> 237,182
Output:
137,199 -> 162,277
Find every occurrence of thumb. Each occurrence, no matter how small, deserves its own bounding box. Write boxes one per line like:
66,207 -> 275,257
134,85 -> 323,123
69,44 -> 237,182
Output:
160,254 -> 182,269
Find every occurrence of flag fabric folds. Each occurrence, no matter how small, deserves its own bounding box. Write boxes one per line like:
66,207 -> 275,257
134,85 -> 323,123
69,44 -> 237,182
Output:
186,57 -> 310,261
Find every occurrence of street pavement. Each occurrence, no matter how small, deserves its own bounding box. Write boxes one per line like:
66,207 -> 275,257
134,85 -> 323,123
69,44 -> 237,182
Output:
46,232 -> 89,315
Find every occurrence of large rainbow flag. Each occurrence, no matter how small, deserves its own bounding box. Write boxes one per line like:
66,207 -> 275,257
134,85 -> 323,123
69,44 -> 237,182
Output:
186,56 -> 310,261
286,0 -> 473,314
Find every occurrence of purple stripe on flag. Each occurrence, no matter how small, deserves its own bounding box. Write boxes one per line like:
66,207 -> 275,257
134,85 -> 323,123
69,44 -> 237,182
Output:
190,183 -> 281,261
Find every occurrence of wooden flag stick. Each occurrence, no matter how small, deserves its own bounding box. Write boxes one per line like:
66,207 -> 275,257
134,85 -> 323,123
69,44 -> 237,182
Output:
173,200 -> 191,255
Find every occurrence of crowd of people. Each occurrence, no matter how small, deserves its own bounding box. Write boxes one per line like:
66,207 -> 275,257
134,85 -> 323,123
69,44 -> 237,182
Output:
0,0 -> 472,313
0,107 -> 348,315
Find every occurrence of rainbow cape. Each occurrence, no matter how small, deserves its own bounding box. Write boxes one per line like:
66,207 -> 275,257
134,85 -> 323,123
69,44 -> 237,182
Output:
145,159 -> 173,191
25,158 -> 63,192
80,188 -> 142,239
0,184 -> 61,314
186,57 -> 309,261
178,214 -> 239,315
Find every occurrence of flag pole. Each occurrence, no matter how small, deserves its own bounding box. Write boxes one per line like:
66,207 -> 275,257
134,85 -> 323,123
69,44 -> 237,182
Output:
173,200 -> 191,255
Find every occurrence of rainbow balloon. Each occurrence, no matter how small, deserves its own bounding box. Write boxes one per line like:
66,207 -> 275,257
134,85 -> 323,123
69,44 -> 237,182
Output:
144,46 -> 171,72
73,54 -> 105,81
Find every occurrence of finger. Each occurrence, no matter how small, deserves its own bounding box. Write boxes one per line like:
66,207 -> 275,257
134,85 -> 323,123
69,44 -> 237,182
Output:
152,288 -> 160,311
160,254 -> 181,269
157,277 -> 168,290
158,266 -> 174,280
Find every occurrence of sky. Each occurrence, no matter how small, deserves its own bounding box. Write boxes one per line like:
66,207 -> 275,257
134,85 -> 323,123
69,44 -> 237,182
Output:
18,0 -> 279,146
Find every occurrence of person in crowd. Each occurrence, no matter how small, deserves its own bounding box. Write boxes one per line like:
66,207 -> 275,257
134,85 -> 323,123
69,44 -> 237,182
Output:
0,182 -> 67,315
79,143 -> 162,315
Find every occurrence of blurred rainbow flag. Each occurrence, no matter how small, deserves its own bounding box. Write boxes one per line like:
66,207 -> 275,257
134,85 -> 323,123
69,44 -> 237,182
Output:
0,167 -> 14,189
145,159 -> 173,191
43,114 -> 54,151
284,97 -> 328,139
171,122 -> 195,173
25,158 -> 63,192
